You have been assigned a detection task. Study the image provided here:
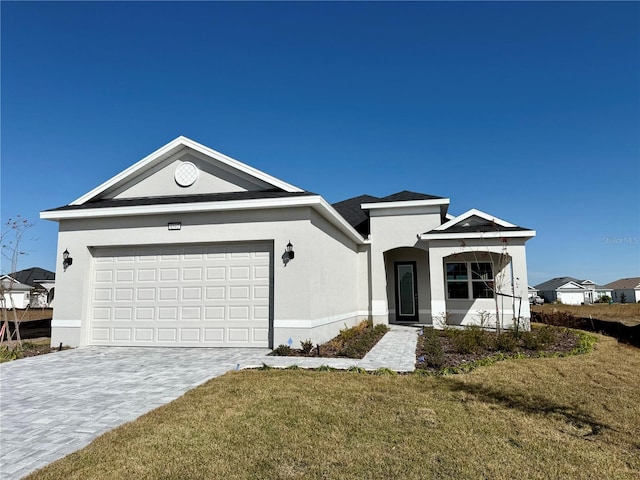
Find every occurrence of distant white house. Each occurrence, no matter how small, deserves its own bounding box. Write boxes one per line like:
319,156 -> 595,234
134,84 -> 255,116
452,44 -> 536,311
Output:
1,268 -> 56,309
0,275 -> 33,309
604,277 -> 640,303
535,277 -> 612,305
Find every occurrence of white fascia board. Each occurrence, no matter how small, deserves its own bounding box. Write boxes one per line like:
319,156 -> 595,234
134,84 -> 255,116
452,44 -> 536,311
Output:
179,137 -> 303,193
41,195 -> 366,244
72,138 -> 186,205
419,230 -> 536,241
434,208 -> 516,231
71,136 -> 303,205
361,198 -> 450,210
558,282 -> 586,290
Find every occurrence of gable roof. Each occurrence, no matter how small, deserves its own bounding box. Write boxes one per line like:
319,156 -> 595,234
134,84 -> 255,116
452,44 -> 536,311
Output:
376,190 -> 444,202
604,277 -> 640,290
420,208 -> 535,240
534,277 -> 579,291
332,191 -> 446,236
71,136 -> 303,205
8,267 -> 55,286
0,275 -> 32,292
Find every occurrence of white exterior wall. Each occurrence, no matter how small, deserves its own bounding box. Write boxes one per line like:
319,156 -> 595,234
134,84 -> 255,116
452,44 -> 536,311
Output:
612,289 -> 640,303
51,206 -> 363,348
556,291 -> 585,305
427,238 -> 532,330
1,291 -> 30,310
111,153 -> 271,199
368,205 -> 443,324
272,210 -> 366,347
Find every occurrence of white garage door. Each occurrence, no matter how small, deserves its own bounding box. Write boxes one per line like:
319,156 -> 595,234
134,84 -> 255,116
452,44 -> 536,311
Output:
89,243 -> 272,347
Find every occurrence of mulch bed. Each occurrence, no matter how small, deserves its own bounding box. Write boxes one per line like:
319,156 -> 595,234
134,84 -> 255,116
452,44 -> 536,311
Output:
415,327 -> 582,373
270,322 -> 389,359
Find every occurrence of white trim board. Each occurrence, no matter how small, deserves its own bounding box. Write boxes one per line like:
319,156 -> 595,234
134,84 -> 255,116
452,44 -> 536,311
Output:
71,136 -> 303,205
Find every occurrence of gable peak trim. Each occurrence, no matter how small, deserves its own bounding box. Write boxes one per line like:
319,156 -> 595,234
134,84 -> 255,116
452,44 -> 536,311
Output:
71,136 -> 303,206
434,208 -> 516,231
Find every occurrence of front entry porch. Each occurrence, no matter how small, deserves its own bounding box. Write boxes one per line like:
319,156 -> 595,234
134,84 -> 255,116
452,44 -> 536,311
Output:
384,247 -> 431,325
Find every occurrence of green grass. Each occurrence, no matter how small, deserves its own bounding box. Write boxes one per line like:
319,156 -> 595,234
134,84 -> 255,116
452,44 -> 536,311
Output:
26,335 -> 640,480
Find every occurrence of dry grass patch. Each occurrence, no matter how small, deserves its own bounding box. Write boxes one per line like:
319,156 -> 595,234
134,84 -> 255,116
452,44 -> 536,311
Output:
27,335 -> 640,480
532,303 -> 640,326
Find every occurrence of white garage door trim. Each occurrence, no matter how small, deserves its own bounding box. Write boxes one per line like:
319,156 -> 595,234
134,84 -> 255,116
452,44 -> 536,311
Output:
88,242 -> 273,347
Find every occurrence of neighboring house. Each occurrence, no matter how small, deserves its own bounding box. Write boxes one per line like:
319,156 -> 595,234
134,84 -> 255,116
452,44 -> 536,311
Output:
0,275 -> 33,309
535,277 -> 612,305
604,277 -> 640,303
40,136 -> 535,349
8,267 -> 56,308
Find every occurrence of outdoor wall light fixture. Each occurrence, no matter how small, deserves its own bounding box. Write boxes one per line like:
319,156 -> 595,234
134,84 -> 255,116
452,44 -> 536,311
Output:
62,249 -> 73,272
282,241 -> 295,266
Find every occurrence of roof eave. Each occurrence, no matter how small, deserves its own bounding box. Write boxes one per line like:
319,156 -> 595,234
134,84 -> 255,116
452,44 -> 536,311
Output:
361,198 -> 450,210
40,195 -> 366,245
419,230 -> 536,241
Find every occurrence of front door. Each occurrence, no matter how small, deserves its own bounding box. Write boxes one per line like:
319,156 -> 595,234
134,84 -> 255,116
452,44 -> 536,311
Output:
395,261 -> 419,323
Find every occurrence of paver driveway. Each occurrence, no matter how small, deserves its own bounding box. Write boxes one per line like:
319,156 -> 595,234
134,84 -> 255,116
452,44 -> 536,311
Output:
0,326 -> 418,479
0,346 -> 270,480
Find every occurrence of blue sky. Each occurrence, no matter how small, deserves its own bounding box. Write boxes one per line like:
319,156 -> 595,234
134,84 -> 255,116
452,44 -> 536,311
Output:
2,1 -> 638,286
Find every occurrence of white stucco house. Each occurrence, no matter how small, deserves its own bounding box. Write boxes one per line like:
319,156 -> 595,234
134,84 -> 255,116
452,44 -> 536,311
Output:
604,277 -> 640,303
0,275 -> 33,310
41,137 -> 535,349
535,277 -> 612,305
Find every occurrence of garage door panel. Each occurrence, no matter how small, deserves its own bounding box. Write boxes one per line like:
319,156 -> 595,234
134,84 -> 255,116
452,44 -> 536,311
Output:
90,243 -> 271,347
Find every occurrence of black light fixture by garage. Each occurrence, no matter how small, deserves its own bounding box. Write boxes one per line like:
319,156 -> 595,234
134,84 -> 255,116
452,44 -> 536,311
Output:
282,241 -> 295,266
62,249 -> 73,271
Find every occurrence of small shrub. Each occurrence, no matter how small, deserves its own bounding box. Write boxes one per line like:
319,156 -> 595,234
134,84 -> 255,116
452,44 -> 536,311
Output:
535,325 -> 556,347
272,344 -> 292,356
450,329 -> 483,354
315,365 -> 338,372
422,328 -> 444,368
300,339 -> 314,354
339,323 -> 388,358
493,332 -> 518,352
467,325 -> 489,348
520,331 -> 542,350
347,366 -> 367,374
0,346 -> 21,363
372,367 -> 397,376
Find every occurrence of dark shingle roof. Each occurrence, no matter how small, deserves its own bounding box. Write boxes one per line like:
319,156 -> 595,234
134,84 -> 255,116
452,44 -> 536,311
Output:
535,277 -> 610,291
331,191 -> 443,235
9,267 -> 55,286
43,189 -> 316,212
534,277 -> 586,291
331,194 -> 378,236
378,191 -> 444,202
603,277 -> 640,289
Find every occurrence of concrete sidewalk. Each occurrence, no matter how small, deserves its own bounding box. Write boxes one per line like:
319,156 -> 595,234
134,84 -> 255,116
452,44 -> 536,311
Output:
0,325 -> 418,479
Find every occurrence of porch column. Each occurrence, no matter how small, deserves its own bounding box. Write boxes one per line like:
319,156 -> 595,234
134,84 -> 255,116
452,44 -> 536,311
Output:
370,248 -> 389,325
428,248 -> 447,329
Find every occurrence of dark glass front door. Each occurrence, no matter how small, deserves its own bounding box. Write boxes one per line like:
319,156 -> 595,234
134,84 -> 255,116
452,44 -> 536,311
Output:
395,261 -> 418,323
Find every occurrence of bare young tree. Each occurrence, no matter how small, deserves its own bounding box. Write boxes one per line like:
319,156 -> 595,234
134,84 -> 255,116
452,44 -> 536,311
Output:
1,215 -> 35,347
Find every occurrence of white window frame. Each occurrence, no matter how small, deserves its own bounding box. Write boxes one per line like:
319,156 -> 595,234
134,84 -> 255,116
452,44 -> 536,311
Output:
445,261 -> 494,300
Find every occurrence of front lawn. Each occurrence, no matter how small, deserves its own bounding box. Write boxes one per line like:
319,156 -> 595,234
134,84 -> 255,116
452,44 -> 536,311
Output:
26,334 -> 640,480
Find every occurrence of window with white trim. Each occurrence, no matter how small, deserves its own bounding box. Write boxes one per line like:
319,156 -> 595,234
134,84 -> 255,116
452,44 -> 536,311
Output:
446,262 -> 494,299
